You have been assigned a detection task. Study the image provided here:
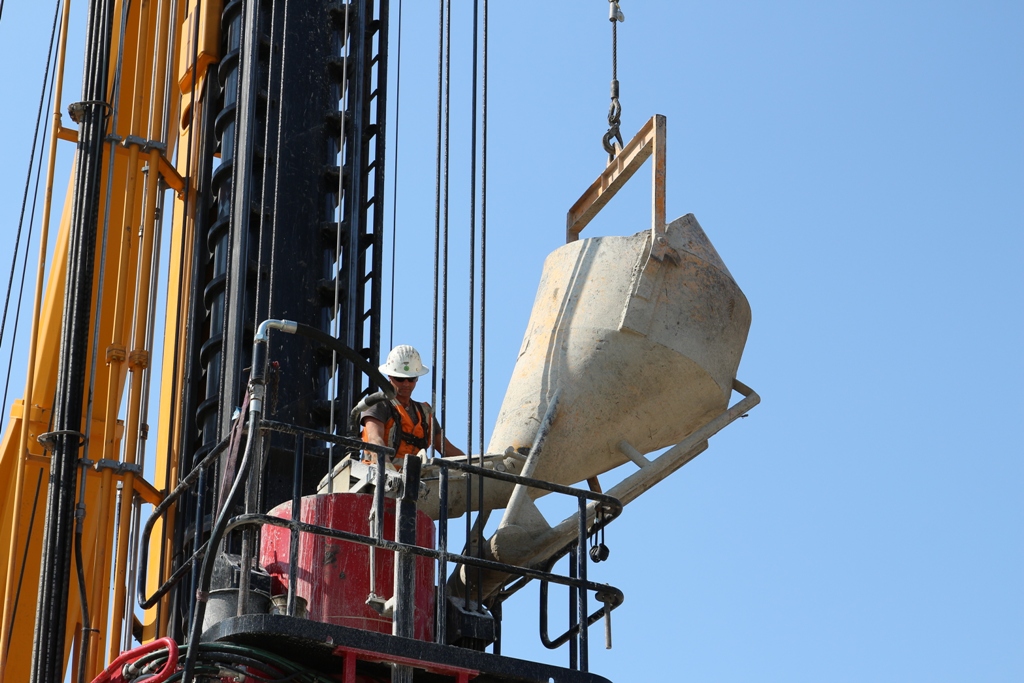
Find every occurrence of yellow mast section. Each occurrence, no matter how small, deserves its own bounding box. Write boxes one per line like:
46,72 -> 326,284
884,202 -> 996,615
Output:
0,0 -> 221,680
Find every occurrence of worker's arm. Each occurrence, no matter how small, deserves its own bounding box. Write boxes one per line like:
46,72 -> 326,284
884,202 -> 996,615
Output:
433,431 -> 464,457
362,416 -> 387,449
420,402 -> 464,457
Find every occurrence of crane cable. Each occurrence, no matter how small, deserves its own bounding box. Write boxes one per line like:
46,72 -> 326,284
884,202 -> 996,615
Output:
430,0 -> 451,460
602,0 -> 625,160
388,0 -> 403,349
0,0 -> 61,662
466,0 -> 485,604
479,0 -> 488,483
0,0 -> 62,426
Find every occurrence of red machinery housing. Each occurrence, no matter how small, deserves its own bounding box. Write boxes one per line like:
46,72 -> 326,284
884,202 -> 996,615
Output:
260,492 -> 436,641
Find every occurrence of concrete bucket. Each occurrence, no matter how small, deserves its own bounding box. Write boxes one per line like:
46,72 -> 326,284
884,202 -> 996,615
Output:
486,212 -> 750,491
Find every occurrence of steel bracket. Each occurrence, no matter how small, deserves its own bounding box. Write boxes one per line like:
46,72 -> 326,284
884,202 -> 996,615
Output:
566,114 -> 676,262
128,350 -> 150,369
94,459 -> 143,476
106,344 -> 127,363
36,429 -> 86,451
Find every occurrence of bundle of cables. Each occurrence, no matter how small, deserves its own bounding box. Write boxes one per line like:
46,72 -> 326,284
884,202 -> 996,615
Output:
91,639 -> 334,683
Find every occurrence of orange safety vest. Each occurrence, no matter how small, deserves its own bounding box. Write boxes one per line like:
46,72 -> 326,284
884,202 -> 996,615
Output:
362,400 -> 431,468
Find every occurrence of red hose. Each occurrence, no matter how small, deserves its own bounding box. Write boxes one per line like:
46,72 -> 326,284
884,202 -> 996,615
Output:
89,637 -> 179,683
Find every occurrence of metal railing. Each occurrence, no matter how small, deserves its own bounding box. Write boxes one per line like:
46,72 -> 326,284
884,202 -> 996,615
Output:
136,416 -> 625,673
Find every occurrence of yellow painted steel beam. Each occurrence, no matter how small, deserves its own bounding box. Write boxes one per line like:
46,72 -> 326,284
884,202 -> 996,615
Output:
106,0 -> 176,659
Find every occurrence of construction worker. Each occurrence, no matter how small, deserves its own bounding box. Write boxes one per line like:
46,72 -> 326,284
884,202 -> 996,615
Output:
361,345 -> 464,468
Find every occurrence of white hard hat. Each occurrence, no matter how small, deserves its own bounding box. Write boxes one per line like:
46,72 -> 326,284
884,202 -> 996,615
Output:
379,345 -> 429,378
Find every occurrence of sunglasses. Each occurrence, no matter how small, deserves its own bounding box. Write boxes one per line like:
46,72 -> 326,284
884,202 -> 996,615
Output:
391,376 -> 418,383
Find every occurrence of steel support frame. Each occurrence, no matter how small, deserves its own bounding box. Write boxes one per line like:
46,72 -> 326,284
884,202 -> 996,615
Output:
566,114 -> 670,260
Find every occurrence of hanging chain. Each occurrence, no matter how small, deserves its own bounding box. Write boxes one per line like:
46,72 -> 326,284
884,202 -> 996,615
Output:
602,0 -> 625,161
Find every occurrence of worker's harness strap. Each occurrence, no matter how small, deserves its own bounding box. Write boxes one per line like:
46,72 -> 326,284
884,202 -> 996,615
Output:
390,400 -> 430,452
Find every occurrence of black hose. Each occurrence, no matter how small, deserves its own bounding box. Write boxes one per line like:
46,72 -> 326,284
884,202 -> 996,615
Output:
73,523 -> 91,683
180,412 -> 260,683
289,322 -> 393,399
130,641 -> 329,683
136,435 -> 230,610
348,390 -> 388,435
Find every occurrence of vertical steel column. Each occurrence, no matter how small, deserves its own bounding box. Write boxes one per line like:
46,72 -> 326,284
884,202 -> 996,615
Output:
577,498 -> 589,672
29,0 -> 114,680
392,456 -> 420,683
286,436 -> 302,616
568,547 -> 578,671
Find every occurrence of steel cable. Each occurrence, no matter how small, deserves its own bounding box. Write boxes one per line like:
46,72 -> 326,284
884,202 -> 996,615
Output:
388,0 -> 403,350
430,1 -> 442,457
466,0 -> 478,562
0,0 -> 62,427
0,5 -> 58,659
478,0 -> 489,609
466,0 -> 482,607
602,1 -> 624,159
441,0 -> 452,453
160,0 -> 204,639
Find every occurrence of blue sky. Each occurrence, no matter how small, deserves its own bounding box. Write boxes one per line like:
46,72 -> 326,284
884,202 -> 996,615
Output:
1,1 -> 1021,681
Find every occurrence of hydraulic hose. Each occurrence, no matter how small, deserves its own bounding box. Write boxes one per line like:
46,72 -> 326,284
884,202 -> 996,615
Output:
348,390 -> 388,435
179,408 -> 259,683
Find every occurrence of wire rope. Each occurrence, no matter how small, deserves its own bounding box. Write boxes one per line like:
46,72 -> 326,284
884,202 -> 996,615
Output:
465,0 -> 486,608
157,0 -> 204,639
439,0 -> 452,457
603,1 -> 625,159
255,0 -> 282,331
0,0 -> 62,427
479,0 -> 488,483
387,0 -> 403,350
466,0 -> 478,517
428,1 -> 444,643
2,470 -> 43,660
429,0 -> 446,457
476,0 -> 489,607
